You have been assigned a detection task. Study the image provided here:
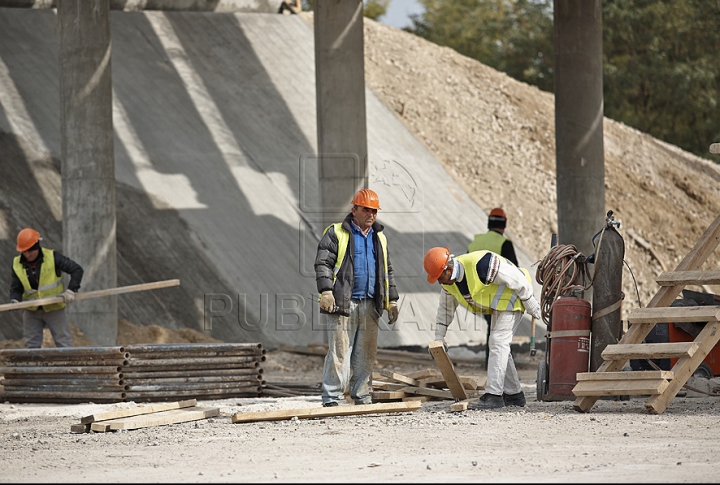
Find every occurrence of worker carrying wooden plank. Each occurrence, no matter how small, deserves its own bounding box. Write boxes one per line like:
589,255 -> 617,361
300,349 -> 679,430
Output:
423,246 -> 542,409
9,228 -> 83,349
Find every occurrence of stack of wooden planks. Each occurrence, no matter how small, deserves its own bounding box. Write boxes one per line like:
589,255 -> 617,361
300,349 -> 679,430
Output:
0,343 -> 266,404
371,368 -> 484,403
70,399 -> 219,433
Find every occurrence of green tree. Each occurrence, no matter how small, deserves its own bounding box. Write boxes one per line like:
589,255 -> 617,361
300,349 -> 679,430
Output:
364,0 -> 390,21
603,0 -> 720,159
409,0 -> 720,160
410,0 -> 554,92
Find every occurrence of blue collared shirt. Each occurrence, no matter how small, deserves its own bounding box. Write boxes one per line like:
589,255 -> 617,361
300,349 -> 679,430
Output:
350,222 -> 376,299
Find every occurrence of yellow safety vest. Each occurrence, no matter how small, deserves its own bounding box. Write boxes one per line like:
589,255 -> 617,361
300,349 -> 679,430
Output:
468,230 -> 506,254
322,222 -> 391,309
13,248 -> 66,312
443,251 -> 529,314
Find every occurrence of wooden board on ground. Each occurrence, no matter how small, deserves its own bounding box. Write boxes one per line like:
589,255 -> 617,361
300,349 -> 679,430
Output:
420,376 -> 482,391
90,406 -> 219,432
231,401 -> 421,423
80,399 -> 197,424
375,370 -> 420,386
427,340 -> 468,401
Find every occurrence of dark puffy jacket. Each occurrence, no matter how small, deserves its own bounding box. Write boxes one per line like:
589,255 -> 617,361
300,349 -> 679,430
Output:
314,213 -> 398,317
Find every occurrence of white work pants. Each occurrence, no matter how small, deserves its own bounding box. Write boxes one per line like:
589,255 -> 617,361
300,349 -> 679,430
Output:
485,310 -> 523,396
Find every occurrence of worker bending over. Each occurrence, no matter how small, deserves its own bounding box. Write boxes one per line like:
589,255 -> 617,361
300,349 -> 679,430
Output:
423,247 -> 541,409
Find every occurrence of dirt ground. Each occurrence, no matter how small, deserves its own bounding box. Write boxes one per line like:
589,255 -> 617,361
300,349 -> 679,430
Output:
2,347 -> 720,483
3,14 -> 720,484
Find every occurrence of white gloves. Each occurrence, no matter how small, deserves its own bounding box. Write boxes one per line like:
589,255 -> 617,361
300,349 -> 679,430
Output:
522,295 -> 542,320
63,289 -> 76,304
387,301 -> 399,324
434,322 -> 449,341
319,291 -> 335,313
10,299 -> 19,304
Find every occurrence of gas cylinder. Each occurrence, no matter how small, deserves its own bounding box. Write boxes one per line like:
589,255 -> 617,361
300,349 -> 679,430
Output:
547,296 -> 591,398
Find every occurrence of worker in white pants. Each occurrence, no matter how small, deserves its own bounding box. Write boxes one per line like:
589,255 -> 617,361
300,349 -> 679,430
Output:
423,246 -> 542,409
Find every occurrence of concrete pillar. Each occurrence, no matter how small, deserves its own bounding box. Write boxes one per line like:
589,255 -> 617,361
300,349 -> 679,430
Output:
58,0 -> 118,345
314,0 -> 368,228
554,0 -> 605,265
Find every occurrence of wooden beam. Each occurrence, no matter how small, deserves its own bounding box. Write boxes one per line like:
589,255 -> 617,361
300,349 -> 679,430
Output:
655,270 -> 720,286
403,369 -> 440,380
91,406 -> 219,432
427,340 -> 468,401
0,279 -> 180,313
645,321 -> 720,414
626,306 -> 720,324
398,386 -> 453,400
576,371 -> 674,381
375,370 -> 420,386
230,401 -> 422,423
572,379 -> 669,396
371,390 -> 407,401
601,342 -> 698,360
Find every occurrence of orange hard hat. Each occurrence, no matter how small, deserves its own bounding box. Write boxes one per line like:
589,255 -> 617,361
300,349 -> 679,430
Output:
16,228 -> 41,252
423,247 -> 451,284
351,189 -> 381,210
488,207 -> 507,229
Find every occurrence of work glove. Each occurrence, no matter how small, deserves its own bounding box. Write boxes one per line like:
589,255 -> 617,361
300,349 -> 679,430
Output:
63,289 -> 76,304
319,290 -> 335,313
522,295 -> 542,321
387,301 -> 399,324
10,299 -> 19,304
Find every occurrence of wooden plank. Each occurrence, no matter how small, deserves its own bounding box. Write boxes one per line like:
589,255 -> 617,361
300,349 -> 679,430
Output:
230,401 -> 422,423
450,400 -> 470,412
371,390 -> 407,401
645,321 -> 720,414
0,279 -> 180,313
601,342 -> 697,360
576,370 -> 674,381
427,340 -> 468,400
626,306 -> 720,324
70,423 -> 91,434
420,376 -> 480,391
371,381 -> 406,391
91,406 -> 219,432
375,369 -> 420,386
402,395 -> 434,402
403,369 -> 440,380
655,270 -> 720,286
80,399 -> 197,424
398,386 -> 454,400
572,378 -> 669,396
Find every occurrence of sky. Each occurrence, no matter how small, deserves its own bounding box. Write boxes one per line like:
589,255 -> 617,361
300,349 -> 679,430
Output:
377,0 -> 425,30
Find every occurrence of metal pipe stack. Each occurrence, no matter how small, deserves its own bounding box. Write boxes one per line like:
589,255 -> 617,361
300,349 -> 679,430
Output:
0,343 -> 266,404
0,346 -> 128,403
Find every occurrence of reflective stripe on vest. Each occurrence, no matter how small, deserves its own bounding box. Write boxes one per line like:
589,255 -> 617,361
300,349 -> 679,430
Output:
13,248 -> 66,312
443,251 -> 529,314
323,222 -> 390,309
467,230 -> 506,254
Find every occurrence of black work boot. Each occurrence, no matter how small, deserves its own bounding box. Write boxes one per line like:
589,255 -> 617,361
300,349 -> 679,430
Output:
503,391 -> 526,407
469,393 -> 505,410
322,401 -> 338,408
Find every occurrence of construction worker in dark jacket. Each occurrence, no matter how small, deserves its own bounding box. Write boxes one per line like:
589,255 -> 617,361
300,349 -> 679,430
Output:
468,207 -> 518,369
314,189 -> 400,407
10,228 -> 83,348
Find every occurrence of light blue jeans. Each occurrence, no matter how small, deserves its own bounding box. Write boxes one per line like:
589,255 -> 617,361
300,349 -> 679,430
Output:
322,299 -> 379,405
485,310 -> 524,396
